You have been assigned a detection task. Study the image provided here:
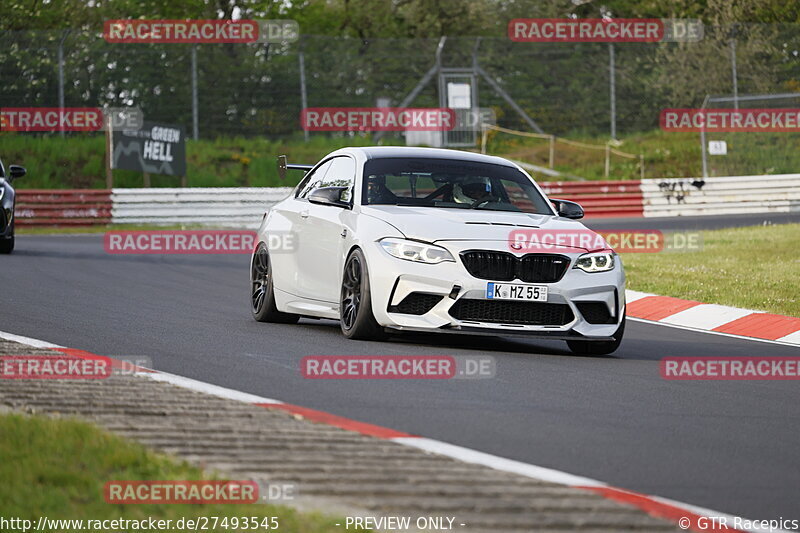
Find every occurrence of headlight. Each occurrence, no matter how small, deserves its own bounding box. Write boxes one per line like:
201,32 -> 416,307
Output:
379,238 -> 455,264
574,252 -> 615,273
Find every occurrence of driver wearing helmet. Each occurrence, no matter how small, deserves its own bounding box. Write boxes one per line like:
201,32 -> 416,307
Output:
453,176 -> 492,204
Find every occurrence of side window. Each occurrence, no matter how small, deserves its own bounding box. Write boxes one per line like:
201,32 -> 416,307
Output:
296,160 -> 333,199
318,157 -> 356,203
501,179 -> 536,212
501,179 -> 552,214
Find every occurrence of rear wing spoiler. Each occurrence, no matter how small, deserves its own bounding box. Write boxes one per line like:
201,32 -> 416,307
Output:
277,155 -> 313,181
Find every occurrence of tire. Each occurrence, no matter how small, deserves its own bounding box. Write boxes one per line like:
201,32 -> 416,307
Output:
0,236 -> 13,254
566,315 -> 625,356
340,248 -> 386,340
250,242 -> 299,324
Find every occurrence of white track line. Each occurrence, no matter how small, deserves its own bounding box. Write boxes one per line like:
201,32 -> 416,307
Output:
627,317 -> 800,348
144,371 -> 284,404
0,330 -> 61,349
624,289 -> 800,348
394,437 -> 602,487
0,330 -> 283,404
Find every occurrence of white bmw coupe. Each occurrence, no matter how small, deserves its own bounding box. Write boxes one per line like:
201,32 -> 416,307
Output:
251,147 -> 626,355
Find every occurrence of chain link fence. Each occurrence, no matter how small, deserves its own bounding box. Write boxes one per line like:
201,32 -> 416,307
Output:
2,25 -> 800,176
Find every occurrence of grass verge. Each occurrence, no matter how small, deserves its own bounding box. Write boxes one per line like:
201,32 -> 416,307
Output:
6,128 -> 796,187
486,129 -> 800,180
2,133 -> 396,189
622,223 -> 800,317
0,413 -> 362,532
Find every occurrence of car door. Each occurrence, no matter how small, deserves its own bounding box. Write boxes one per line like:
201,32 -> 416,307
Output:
296,155 -> 357,302
269,159 -> 333,295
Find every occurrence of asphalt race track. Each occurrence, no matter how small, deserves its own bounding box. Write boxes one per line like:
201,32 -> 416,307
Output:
2,212 -> 799,522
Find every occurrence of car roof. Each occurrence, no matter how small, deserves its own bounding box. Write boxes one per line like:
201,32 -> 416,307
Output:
339,146 -> 518,168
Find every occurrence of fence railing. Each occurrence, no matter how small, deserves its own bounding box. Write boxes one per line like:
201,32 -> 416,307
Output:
482,124 -> 645,179
16,190 -> 112,226
16,188 -> 292,227
14,174 -> 800,227
540,181 -> 644,217
642,174 -> 800,217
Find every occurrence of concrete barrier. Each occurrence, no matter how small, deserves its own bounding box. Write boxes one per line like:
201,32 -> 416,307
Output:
641,174 -> 800,217
14,173 -> 800,226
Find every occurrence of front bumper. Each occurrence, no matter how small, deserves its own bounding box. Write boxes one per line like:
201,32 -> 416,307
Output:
366,240 -> 625,339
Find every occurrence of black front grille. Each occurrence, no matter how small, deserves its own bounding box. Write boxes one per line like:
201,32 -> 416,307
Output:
519,255 -> 570,283
449,299 -> 574,326
576,302 -> 616,324
459,251 -> 516,281
388,292 -> 443,315
460,251 -> 570,283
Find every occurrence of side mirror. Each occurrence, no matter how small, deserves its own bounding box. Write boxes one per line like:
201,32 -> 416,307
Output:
308,186 -> 351,208
9,165 -> 26,180
551,198 -> 584,219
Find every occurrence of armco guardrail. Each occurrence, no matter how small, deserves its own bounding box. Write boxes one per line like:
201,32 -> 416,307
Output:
539,181 -> 643,218
111,187 -> 293,227
16,190 -> 112,226
13,174 -> 800,227
642,174 -> 800,217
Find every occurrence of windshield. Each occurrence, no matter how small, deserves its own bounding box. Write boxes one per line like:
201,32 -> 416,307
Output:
361,157 -> 554,214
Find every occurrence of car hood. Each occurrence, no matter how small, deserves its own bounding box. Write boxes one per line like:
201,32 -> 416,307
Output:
361,205 -> 604,252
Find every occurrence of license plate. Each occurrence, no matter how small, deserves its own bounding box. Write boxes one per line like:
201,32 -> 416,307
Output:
486,282 -> 548,302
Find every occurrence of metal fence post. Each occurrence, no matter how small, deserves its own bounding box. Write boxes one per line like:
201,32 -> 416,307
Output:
57,30 -> 70,138
700,94 -> 710,178
604,144 -> 611,178
609,43 -> 617,140
191,44 -> 199,141
549,135 -> 555,168
730,32 -> 739,110
105,114 -> 114,188
299,49 -> 309,142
